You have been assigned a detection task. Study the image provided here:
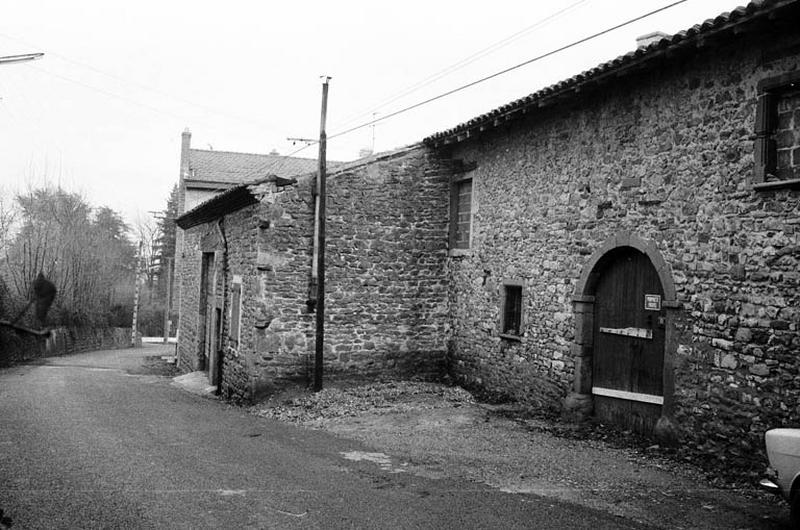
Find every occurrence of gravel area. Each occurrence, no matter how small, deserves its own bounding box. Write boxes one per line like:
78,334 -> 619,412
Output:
252,379 -> 790,529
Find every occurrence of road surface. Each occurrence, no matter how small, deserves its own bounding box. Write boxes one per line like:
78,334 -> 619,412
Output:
0,345 -> 650,529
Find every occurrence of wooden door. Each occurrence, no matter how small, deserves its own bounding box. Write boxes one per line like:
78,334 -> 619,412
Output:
592,247 -> 665,435
208,307 -> 223,387
198,253 -> 215,371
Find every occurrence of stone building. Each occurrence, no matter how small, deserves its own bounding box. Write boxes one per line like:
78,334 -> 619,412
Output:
174,129 -> 324,335
175,148 -> 458,398
175,0 -> 800,465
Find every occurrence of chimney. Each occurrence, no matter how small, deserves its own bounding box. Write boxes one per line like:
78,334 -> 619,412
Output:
180,128 -> 192,179
636,31 -> 669,49
178,128 -> 192,217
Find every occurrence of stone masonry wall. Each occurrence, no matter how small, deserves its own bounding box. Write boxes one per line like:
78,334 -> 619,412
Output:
445,32 -> 800,467
245,182 -> 315,397
176,208 -> 264,401
323,148 -> 453,376
247,147 -> 454,390
176,228 -> 203,374
0,327 -> 135,367
176,147 -> 456,399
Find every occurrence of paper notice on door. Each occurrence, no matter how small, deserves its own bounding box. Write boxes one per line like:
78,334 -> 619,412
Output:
644,294 -> 661,311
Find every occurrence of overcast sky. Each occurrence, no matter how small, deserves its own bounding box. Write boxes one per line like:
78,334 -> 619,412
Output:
0,0 -> 745,230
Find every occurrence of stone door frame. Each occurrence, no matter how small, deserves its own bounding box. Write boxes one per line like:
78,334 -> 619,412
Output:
564,231 -> 681,435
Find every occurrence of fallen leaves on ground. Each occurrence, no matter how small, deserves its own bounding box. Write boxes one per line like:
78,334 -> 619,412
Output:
252,380 -> 474,425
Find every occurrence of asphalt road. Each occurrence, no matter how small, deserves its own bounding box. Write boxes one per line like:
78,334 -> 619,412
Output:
0,345 -> 652,529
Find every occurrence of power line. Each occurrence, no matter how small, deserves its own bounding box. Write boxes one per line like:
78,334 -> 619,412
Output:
327,0 -> 688,142
0,32 -> 283,134
24,64 -> 193,122
263,0 -> 689,171
331,0 -> 591,131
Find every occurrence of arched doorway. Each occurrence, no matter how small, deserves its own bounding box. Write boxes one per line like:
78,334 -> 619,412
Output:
566,232 -> 679,437
592,246 -> 665,433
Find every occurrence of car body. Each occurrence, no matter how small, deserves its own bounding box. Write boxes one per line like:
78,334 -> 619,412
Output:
760,428 -> 800,528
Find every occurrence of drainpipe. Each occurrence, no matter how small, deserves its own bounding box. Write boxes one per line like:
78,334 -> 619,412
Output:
215,217 -> 228,392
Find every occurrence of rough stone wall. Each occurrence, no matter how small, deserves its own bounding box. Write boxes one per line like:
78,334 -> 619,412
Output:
176,228 -> 202,374
243,182 -> 315,395
245,147 -> 454,391
213,205 -> 264,401
0,327 -> 136,367
323,148 -> 452,377
176,147 -> 454,399
445,33 -> 800,465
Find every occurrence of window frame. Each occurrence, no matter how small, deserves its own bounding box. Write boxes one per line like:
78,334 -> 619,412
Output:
753,72 -> 800,190
449,174 -> 474,256
499,279 -> 524,341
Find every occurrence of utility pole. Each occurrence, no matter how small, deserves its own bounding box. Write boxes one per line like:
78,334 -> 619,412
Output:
131,241 -> 143,347
163,256 -> 173,344
314,76 -> 330,392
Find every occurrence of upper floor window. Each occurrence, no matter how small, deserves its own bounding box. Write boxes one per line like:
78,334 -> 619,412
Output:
450,177 -> 473,252
754,72 -> 800,189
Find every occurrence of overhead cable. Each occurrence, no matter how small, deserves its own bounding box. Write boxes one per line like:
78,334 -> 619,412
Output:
331,0 -> 591,131
327,0 -> 688,142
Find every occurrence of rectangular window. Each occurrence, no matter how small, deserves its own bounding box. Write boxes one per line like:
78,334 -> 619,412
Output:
450,178 -> 473,250
230,280 -> 242,347
500,281 -> 523,339
754,72 -> 800,189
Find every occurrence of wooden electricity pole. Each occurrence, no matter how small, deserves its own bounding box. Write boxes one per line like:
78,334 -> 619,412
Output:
314,76 -> 330,392
131,241 -> 143,347
163,256 -> 173,343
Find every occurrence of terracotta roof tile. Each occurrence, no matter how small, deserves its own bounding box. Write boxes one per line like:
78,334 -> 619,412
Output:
187,149 -> 333,184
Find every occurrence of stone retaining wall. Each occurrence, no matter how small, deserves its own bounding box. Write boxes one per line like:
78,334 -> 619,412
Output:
0,327 -> 136,366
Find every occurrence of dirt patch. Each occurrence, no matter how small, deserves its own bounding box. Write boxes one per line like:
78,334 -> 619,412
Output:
252,379 -> 474,426
252,379 -> 789,529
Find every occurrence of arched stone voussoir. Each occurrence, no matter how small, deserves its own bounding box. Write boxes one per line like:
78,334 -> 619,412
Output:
574,231 -> 677,302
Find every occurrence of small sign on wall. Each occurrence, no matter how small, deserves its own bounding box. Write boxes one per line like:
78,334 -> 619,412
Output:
644,294 -> 661,311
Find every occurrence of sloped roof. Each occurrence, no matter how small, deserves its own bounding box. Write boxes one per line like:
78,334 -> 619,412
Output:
187,149 -> 324,184
175,174 -> 300,229
425,0 -> 797,147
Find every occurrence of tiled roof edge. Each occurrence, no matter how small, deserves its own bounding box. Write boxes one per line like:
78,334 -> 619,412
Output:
424,0 -> 793,146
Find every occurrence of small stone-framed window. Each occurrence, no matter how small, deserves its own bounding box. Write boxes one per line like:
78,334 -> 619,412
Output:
754,72 -> 800,190
499,280 -> 524,340
449,176 -> 473,253
230,276 -> 243,347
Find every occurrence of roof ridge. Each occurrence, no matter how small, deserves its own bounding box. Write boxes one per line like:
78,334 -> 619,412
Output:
189,147 -> 319,161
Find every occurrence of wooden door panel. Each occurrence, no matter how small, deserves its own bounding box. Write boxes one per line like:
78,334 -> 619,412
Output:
592,247 -> 665,435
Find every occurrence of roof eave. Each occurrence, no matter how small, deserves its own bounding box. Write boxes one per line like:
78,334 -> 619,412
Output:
175,185 -> 257,230
424,0 -> 793,148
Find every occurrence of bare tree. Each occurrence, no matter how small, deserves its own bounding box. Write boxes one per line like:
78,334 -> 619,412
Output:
0,192 -> 18,256
133,213 -> 161,301
2,186 -> 136,327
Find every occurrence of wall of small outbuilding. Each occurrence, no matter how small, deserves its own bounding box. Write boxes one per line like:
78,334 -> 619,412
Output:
177,147 -> 459,399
